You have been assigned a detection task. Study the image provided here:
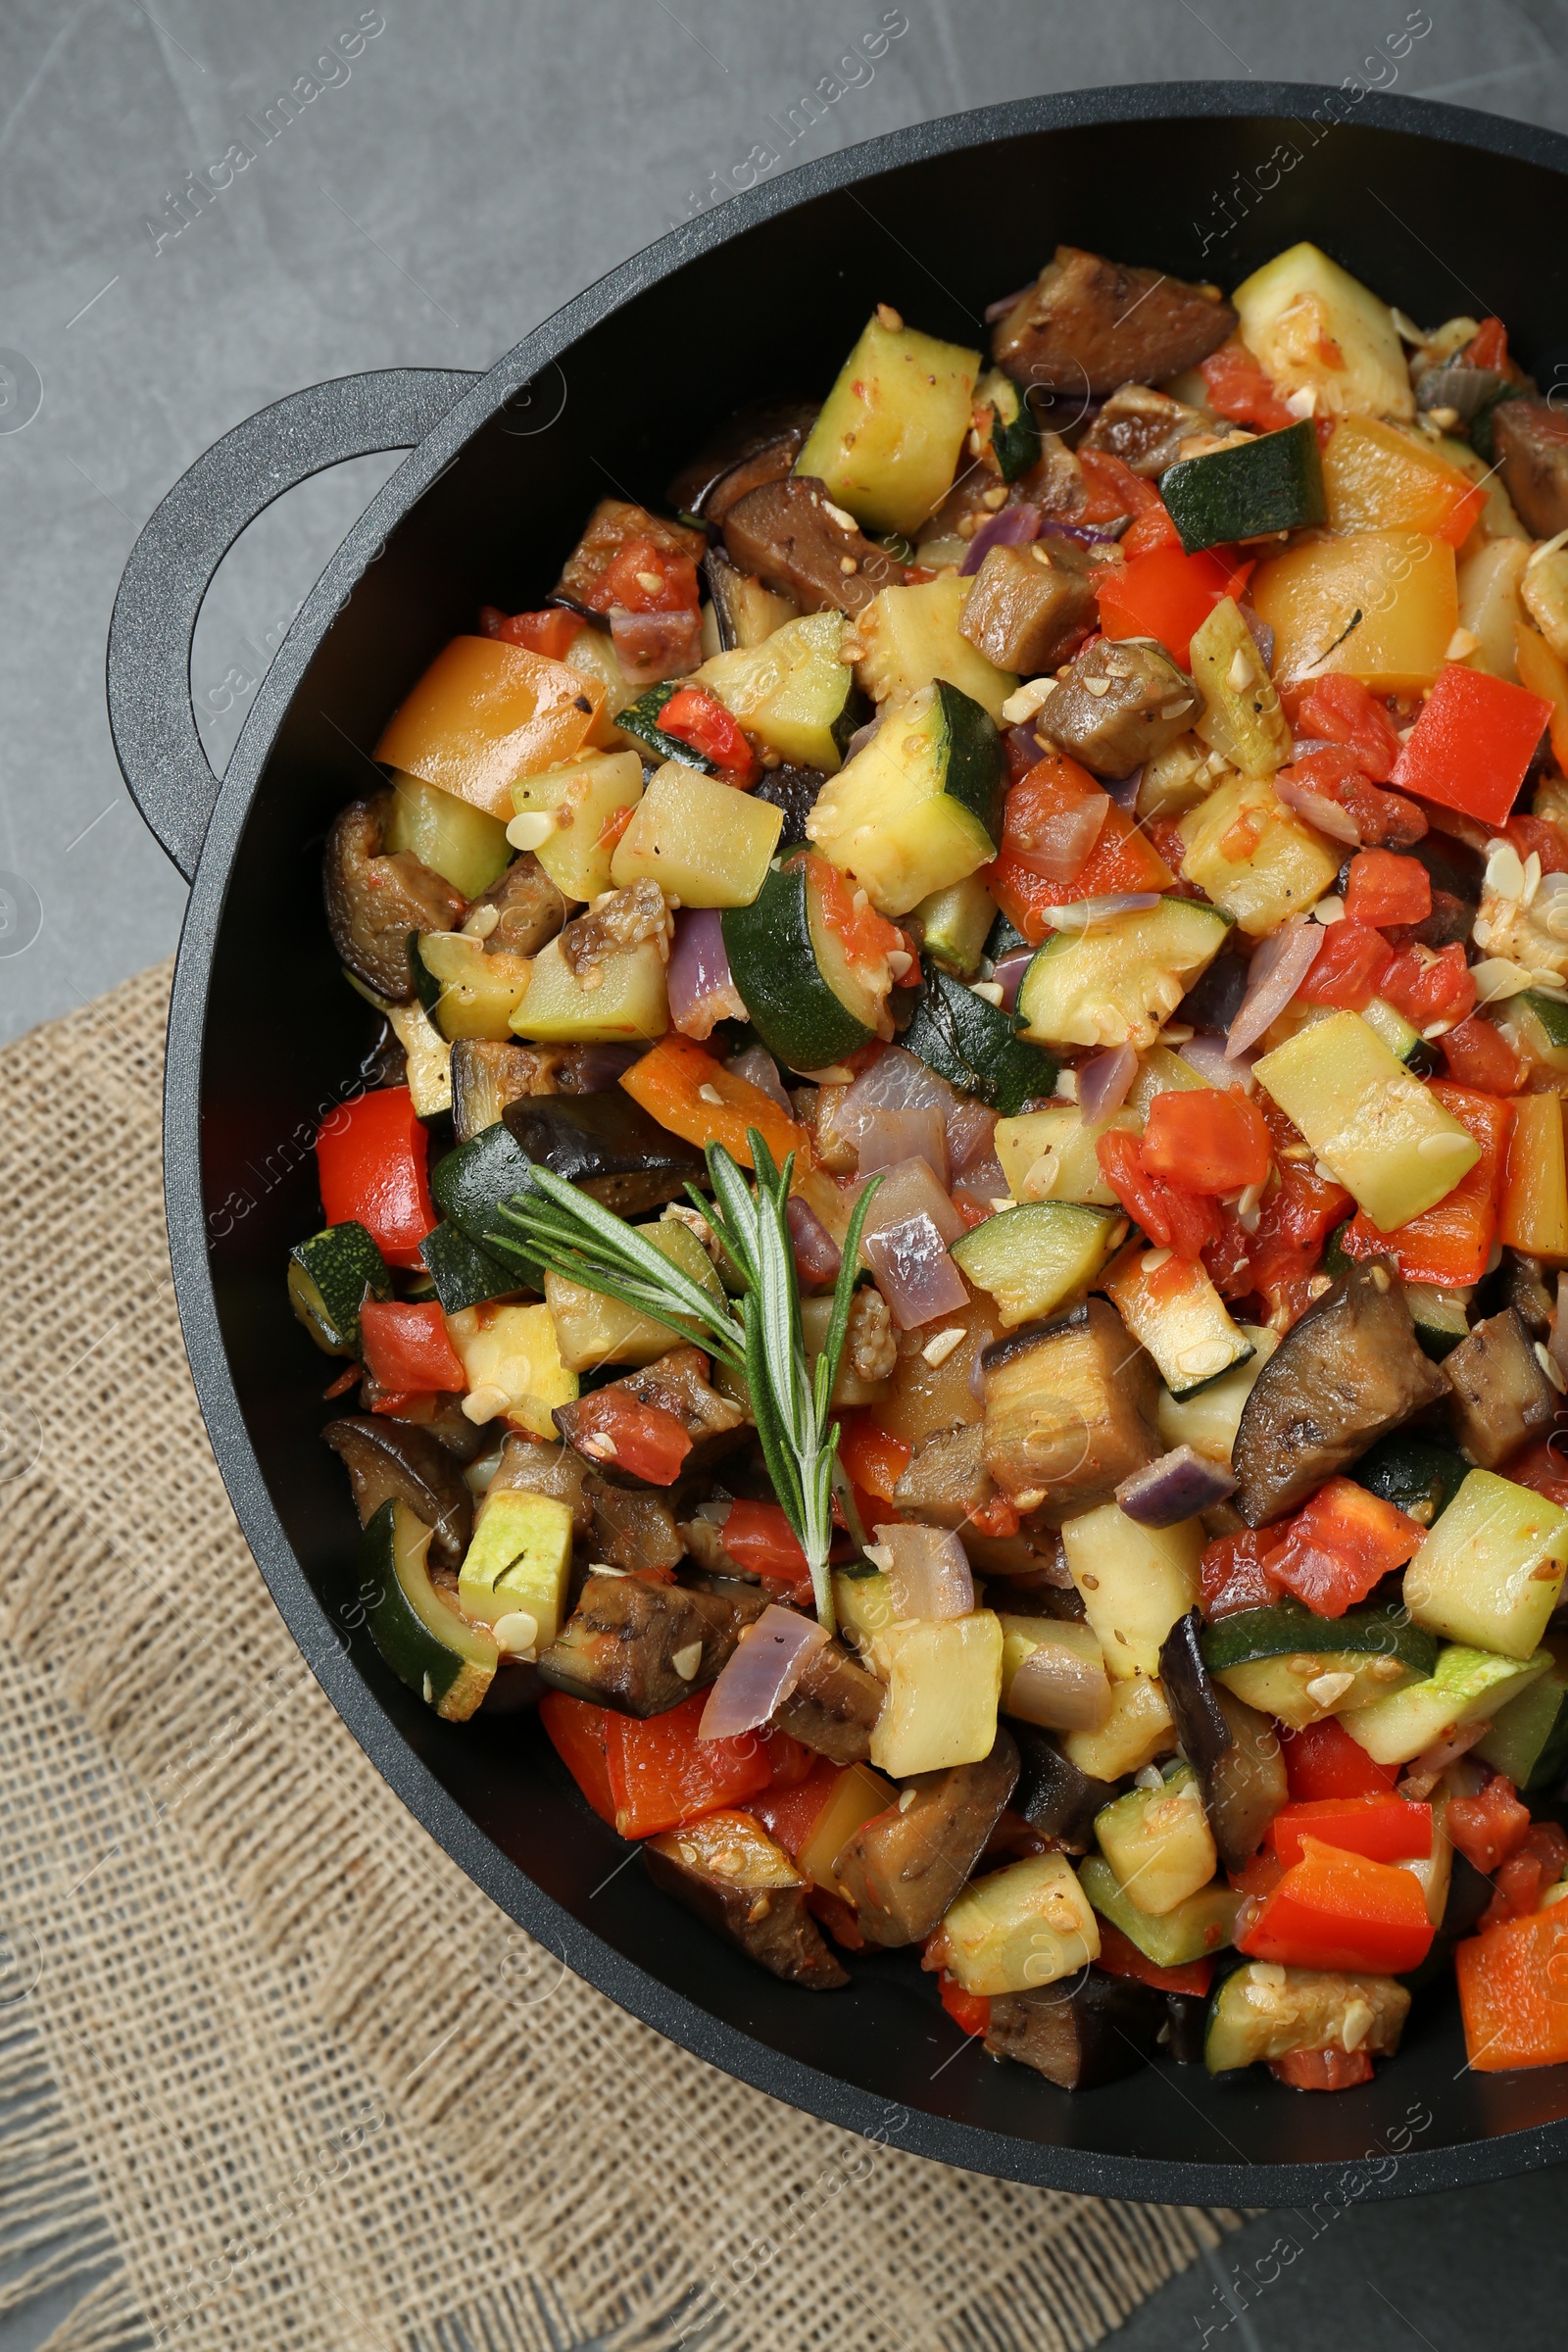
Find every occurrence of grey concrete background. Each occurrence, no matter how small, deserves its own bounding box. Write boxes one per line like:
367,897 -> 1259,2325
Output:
3,1 -> 1568,2344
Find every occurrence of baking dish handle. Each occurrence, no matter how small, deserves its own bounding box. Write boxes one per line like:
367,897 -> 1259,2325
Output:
107,367 -> 481,882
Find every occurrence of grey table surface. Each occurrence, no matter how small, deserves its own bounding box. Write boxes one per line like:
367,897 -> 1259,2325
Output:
4,2 -> 1568,2345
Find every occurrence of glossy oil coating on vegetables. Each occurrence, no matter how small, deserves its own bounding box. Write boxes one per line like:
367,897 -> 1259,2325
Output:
300,245 -> 1568,2094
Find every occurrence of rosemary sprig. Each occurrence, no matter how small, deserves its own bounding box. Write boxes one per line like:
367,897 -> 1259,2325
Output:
490,1132 -> 878,1632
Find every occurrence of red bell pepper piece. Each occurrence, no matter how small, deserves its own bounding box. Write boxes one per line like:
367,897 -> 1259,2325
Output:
589,533 -> 701,616
569,1390 -> 693,1485
984,755 -> 1172,943
1344,850 -> 1432,930
539,1692 -> 618,1826
1237,1837 -> 1435,1974
1281,1716 -> 1398,1801
1447,1773 -> 1533,1875
1480,1820 -> 1568,1928
1283,673 -> 1403,783
656,684 -> 757,782
1094,1918 -> 1215,1997
1140,1088 -> 1273,1195
1339,1083 -> 1510,1284
1456,1899 -> 1568,2070
316,1087 -> 436,1269
479,605 -> 583,661
1378,940 -> 1476,1032
1094,543 -> 1253,668
1096,1128 -> 1221,1259
750,1756 -> 840,1858
1199,338 -> 1297,434
833,1411 -> 911,1504
719,1498 -> 811,1593
1466,318 -> 1510,371
1268,1795 -> 1433,1869
1078,449 -> 1180,556
1268,2046 -> 1376,2091
1264,1475 -> 1424,1619
606,1690 -> 773,1838
1390,663 -> 1553,829
936,1971 -> 993,2037
1494,1432 -> 1568,1508
1200,1527 -> 1285,1618
1441,1014 -> 1522,1095
357,1299 -> 466,1394
1298,919 -> 1395,1012
1504,810 -> 1568,876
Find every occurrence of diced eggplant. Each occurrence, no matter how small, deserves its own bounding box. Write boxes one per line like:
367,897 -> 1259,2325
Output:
1158,1609 -> 1288,1871
1009,1723 -> 1115,1849
501,1093 -> 705,1216
751,760 -> 827,850
478,1656 -> 546,1716
1079,383 -> 1213,476
1115,1446 -> 1238,1528
704,549 -> 801,651
324,794 -> 465,1002
556,1347 -> 749,1480
1232,1257 -> 1447,1525
1162,1988 -> 1209,2065
721,475 -> 906,617
450,1039 -> 563,1143
833,1731 -> 1019,1945
644,1810 -> 849,1988
982,1299 -> 1161,1511
1492,398 -> 1568,539
892,1422 -> 997,1529
487,1434 -> 594,1538
465,853 -> 567,958
556,881 -> 671,980
991,247 -> 1237,397
1489,1250 -> 1555,1343
536,1569 -> 742,1714
665,401 -> 819,519
1037,636 -> 1200,781
958,541 -> 1097,675
984,1968 -> 1166,2089
1444,1306 -> 1557,1469
554,496 -> 707,610
775,1638 -> 885,1763
587,1479 -> 686,1576
322,1415 -> 473,1569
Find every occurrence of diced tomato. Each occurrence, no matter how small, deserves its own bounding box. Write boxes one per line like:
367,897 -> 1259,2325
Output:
1200,1526 -> 1285,1618
1339,1083 -> 1510,1287
1281,1716 -> 1398,1801
1447,1773 -> 1533,1876
1379,941 -> 1476,1032
1095,543 -> 1254,668
1268,2046 -> 1376,2092
1441,1014 -> 1522,1095
539,1692 -> 618,1826
592,533 -> 701,616
834,1411 -> 911,1504
568,1390 -> 693,1485
757,1726 -> 815,1787
1280,747 -> 1428,850
1456,1899 -> 1568,2070
1344,850 -> 1432,931
1237,1837 -> 1435,1974
1078,450 -> 1179,555
1096,1128 -> 1221,1259
357,1299 -> 466,1394
1199,338 -> 1297,434
316,1087 -> 436,1269
1284,671 -> 1403,784
1229,1844 -> 1287,1902
985,756 -> 1173,942
1094,1918 -> 1215,1996
1391,663 -> 1554,830
750,1756 -> 840,1857
969,1493 -> 1021,1539
596,800 -> 636,854
1504,809 -> 1568,877
721,1498 -> 813,1600
1268,1794 -> 1432,1869
935,1970 -> 993,2036
656,684 -> 757,782
1480,1821 -> 1568,1928
1141,1088 -> 1273,1195
605,1690 -> 772,1838
1205,1099 -> 1351,1332
1264,1476 -> 1425,1620
482,605 -> 583,661
1465,317 -> 1510,371
1298,919 -> 1394,1012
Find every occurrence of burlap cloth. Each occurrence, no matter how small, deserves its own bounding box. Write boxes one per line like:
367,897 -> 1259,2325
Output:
0,962 -> 1240,2352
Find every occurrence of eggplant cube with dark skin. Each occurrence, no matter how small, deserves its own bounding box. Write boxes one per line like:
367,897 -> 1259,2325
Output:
722,474 -> 906,618
984,1968 -> 1167,2090
990,247 -> 1238,398
959,541 -> 1097,676
833,1731 -> 1018,1946
1443,1306 -> 1558,1470
1080,384 -> 1214,477
1159,1609 -> 1288,1873
1493,398 -> 1568,540
644,1810 -> 848,1989
982,1299 -> 1161,1513
1008,1724 -> 1116,1851
323,1416 -> 473,1570
773,1639 -> 885,1764
324,793 -> 465,1003
535,1571 -> 745,1716
1036,637 -> 1201,781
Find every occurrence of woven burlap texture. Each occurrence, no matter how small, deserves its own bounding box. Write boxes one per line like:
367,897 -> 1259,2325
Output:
0,961 -> 1238,2352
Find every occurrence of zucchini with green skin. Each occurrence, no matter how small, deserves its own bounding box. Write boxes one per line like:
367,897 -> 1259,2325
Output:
420,1219 -> 522,1315
695,612 -> 861,772
1102,1245 -> 1254,1398
952,1201 -> 1122,1328
1159,420 -> 1327,554
974,367 -> 1041,482
1495,988 -> 1568,1076
910,874 -> 997,977
1401,1468 -> 1568,1660
614,682 -> 717,771
456,1488 -> 575,1650
1474,1642 -> 1568,1788
795,314 -> 980,535
1404,1285 -> 1471,1361
1203,1600 -> 1439,1731
1204,1961 -> 1410,2076
721,858 -> 878,1073
1093,1762 -> 1218,1916
1015,898 -> 1230,1053
1078,1854 -> 1240,1968
1345,1642 -> 1554,1766
288,1222 -> 392,1356
805,679 -> 1006,918
901,964 -> 1057,1116
361,1497 -> 497,1721
1348,1431 -> 1468,1528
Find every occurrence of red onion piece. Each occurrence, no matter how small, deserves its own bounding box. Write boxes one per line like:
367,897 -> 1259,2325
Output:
609,606 -> 704,684
667,909 -> 747,1040
1239,603 -> 1275,672
1180,1031 -> 1255,1093
864,1212 -> 970,1329
1114,1446 -> 1240,1528
871,1522 -> 974,1621
1273,771 -> 1361,846
993,947 -> 1034,1013
1105,765 -> 1143,810
856,1104 -> 951,1189
699,1603 -> 827,1739
1004,721 -> 1047,772
1076,1043 -> 1138,1126
984,281 -> 1035,323
844,709 -> 889,764
1006,1637 -> 1113,1733
959,504 -> 1040,577
1007,787 -> 1109,883
857,1154 -> 965,1248
786,1195 -> 842,1290
1226,917 -> 1322,1058
952,1150 -> 1007,1223
725,1041 -> 793,1114
1045,893 -> 1160,933
558,1043 -> 648,1093
842,1046 -> 995,1182
1040,514 -> 1126,547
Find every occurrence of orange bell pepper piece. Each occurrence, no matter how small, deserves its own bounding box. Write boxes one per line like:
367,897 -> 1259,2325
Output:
1456,1901 -> 1568,2071
1339,1082 -> 1511,1285
374,636 -> 606,817
833,1410 -> 911,1503
619,1035 -> 811,1180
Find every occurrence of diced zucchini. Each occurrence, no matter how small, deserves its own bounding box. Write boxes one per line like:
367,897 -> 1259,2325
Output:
1015,897 -> 1229,1052
1348,1431 -> 1468,1528
853,575 -> 1017,723
456,1488 -> 574,1650
1188,597 -> 1294,777
1494,988 -> 1568,1078
1475,1640 -> 1568,1788
1061,1673 -> 1175,1780
287,1221 -> 392,1356
1156,1326 -> 1277,1463
722,856 -> 880,1073
510,750 -> 645,902
932,1852 -> 1100,1995
910,873 -> 997,977
1094,1762 -> 1219,1916
1360,994 -> 1441,1075
1124,1041 -> 1214,1119
544,1222 -> 723,1371
1204,1961 -> 1410,2076
510,936 -> 668,1044
1061,1503 -> 1202,1681
806,678 -> 1005,917
1204,1600 -> 1438,1731
384,770 -> 513,898
561,624 -> 639,744
1402,1468 -> 1568,1660
998,1616 -> 1112,1734
614,680 -> 715,771
974,367 -> 1041,483
445,1300 -> 577,1438
419,1220 -> 519,1315
382,996 -> 453,1117
1254,1009 -> 1481,1232
951,1201 -> 1121,1328
1342,1642 -> 1553,1767
1137,734 -> 1217,821
1179,773 -> 1338,931
1102,1245 -> 1253,1397
994,1104 -> 1136,1206
1160,422 -> 1327,556
832,1566 -> 898,1663
795,1760 -> 899,1895
361,1497 -> 496,1722
416,931 -> 535,1042
429,1122 -> 537,1254
901,964 -> 1057,1116
795,313 -> 980,535
867,1610 -> 1004,1776
695,612 -> 859,772
610,762 -> 783,907
1078,1854 -> 1240,1967
1230,241 -> 1413,420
